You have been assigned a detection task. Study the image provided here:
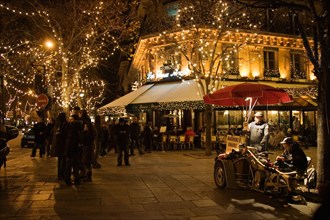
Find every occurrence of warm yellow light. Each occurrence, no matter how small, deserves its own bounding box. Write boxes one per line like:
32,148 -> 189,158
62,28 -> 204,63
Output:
45,40 -> 54,49
252,71 -> 259,77
310,73 -> 316,81
240,68 -> 249,77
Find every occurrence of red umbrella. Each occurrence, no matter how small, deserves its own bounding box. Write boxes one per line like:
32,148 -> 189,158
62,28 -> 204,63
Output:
203,82 -> 292,122
203,82 -> 292,106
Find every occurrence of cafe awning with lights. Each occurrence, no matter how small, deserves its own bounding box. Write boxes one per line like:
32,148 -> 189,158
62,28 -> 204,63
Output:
97,80 -> 204,115
131,80 -> 203,104
97,79 -> 317,115
97,84 -> 154,114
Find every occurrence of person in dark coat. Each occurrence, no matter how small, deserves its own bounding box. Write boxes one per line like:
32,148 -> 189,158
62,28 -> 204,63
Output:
45,117 -> 55,157
115,118 -> 130,166
80,110 -> 95,181
143,121 -> 153,153
108,119 -> 117,153
130,116 -> 143,155
100,123 -> 109,157
31,117 -> 46,157
64,114 -> 83,186
275,137 -> 308,174
51,113 -> 68,180
93,115 -> 103,168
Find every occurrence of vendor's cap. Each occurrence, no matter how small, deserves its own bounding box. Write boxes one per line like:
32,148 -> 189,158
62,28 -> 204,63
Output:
119,118 -> 126,123
280,137 -> 293,145
254,112 -> 263,117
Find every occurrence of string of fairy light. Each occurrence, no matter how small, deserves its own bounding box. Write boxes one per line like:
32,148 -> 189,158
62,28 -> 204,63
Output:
0,1 -> 121,112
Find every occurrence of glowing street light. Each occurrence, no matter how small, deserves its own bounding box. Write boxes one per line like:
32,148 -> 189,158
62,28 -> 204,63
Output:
44,40 -> 54,49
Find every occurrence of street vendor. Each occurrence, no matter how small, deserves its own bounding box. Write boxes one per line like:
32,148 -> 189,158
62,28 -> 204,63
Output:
275,137 -> 308,174
248,111 -> 269,152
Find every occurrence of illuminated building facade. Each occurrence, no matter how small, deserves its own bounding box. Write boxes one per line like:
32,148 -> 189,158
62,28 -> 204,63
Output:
100,0 -> 318,139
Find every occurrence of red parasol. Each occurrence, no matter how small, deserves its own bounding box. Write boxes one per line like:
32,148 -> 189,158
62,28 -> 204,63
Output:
203,82 -> 292,106
203,82 -> 292,121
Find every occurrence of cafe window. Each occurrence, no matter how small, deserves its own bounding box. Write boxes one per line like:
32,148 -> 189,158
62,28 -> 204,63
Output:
215,110 -> 229,132
279,110 -> 290,130
290,51 -> 307,79
263,48 -> 279,77
267,111 -> 279,129
163,0 -> 179,16
222,44 -> 239,75
163,46 -> 181,67
229,110 -> 243,129
303,111 -> 316,127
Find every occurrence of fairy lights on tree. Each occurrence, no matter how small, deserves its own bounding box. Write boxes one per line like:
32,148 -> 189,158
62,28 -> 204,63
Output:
0,0 -> 140,113
143,0 -> 260,155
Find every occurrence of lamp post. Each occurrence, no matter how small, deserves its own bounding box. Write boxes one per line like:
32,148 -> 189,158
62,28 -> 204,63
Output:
31,39 -> 55,120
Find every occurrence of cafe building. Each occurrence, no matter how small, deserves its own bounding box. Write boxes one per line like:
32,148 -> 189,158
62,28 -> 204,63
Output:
98,29 -> 318,134
98,2 -> 318,140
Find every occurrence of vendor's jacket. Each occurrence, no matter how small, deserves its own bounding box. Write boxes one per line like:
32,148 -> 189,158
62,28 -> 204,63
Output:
248,121 -> 269,149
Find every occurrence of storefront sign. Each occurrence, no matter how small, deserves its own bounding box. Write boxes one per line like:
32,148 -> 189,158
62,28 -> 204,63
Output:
226,135 -> 241,153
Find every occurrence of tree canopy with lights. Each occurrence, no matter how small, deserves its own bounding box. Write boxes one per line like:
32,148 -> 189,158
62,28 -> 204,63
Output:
0,0 -> 140,114
145,0 -> 260,154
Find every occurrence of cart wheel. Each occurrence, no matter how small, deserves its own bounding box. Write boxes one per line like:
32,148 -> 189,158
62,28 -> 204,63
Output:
214,161 -> 226,189
252,170 -> 265,190
276,176 -> 289,198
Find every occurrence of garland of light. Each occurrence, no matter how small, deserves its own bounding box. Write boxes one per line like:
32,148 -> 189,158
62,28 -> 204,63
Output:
148,0 -> 261,96
158,101 -> 205,111
0,1 -> 127,111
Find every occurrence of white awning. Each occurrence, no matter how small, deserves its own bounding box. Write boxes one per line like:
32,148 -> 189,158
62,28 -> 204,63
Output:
129,80 -> 203,104
98,80 -> 204,113
160,80 -> 203,102
98,84 -> 153,110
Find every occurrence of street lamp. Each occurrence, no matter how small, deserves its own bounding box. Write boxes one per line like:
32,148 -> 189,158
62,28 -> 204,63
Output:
32,39 -> 55,120
44,40 -> 54,49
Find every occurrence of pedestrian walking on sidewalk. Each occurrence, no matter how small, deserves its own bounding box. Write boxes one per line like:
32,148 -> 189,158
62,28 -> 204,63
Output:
51,112 -> 69,181
130,116 -> 143,155
143,121 -> 153,153
93,115 -> 103,168
115,118 -> 130,166
80,110 -> 95,181
64,114 -> 83,186
108,119 -> 117,153
31,117 -> 46,158
45,117 -> 55,157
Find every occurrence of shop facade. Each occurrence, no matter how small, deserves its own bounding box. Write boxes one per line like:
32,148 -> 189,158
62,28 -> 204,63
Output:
98,25 -> 318,145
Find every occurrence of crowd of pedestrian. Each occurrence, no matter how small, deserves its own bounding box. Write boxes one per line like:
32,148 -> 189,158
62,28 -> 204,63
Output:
29,107 -> 160,187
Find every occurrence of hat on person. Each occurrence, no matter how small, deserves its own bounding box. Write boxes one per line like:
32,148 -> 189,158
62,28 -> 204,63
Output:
280,137 -> 293,145
73,106 -> 81,111
119,118 -> 126,123
254,112 -> 263,117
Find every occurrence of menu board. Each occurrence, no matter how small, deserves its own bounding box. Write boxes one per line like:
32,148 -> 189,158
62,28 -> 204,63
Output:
159,126 -> 167,133
226,135 -> 241,153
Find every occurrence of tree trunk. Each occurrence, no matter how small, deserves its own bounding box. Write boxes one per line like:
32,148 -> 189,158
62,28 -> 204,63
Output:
316,60 -> 330,192
316,2 -> 330,192
204,104 -> 212,156
61,56 -> 70,114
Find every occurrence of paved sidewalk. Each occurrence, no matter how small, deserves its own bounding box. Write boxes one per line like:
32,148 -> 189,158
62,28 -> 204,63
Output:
0,141 -> 321,220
